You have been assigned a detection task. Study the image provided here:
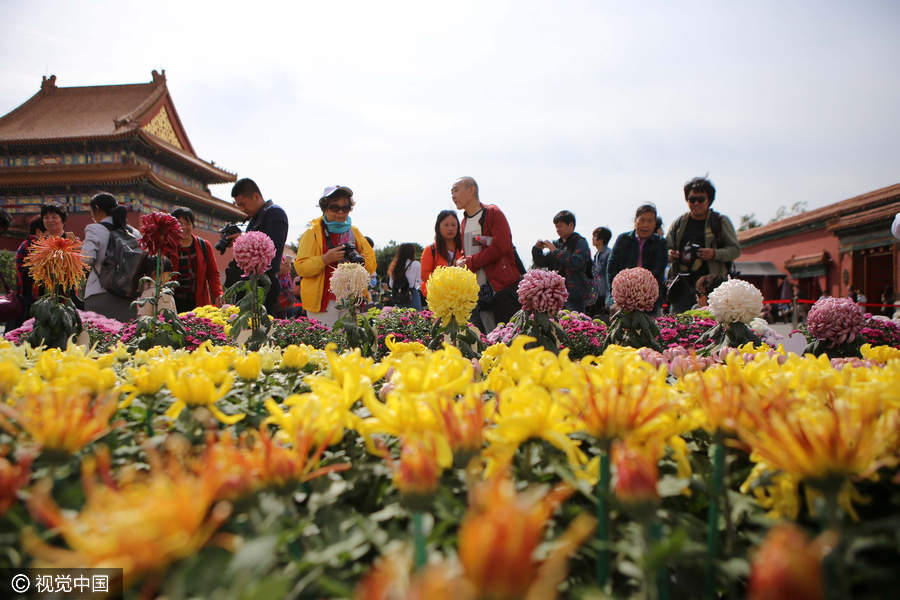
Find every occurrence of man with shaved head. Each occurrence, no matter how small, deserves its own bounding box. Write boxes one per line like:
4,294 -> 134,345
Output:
451,176 -> 522,332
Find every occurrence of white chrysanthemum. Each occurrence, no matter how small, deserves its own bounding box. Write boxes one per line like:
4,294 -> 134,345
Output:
330,262 -> 370,302
707,279 -> 763,324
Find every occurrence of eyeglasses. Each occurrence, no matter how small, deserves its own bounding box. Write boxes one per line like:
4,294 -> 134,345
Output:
327,204 -> 352,213
687,196 -> 708,204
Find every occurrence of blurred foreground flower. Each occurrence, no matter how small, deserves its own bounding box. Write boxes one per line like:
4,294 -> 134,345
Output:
0,450 -> 33,515
204,426 -> 349,500
24,448 -> 230,584
613,440 -> 660,506
0,390 -> 117,453
458,474 -> 595,599
388,434 -> 452,510
748,524 -> 826,600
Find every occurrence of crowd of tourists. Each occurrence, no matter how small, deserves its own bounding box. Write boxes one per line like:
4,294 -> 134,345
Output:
1,174 -> 753,333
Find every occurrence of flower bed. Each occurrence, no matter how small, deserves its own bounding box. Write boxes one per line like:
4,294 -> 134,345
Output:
0,332 -> 897,598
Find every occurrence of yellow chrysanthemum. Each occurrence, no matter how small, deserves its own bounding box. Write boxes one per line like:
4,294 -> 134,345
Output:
280,344 -> 311,370
118,362 -> 172,408
165,370 -> 242,425
860,343 -> 900,364
23,235 -> 88,291
233,353 -> 262,381
426,266 -> 480,326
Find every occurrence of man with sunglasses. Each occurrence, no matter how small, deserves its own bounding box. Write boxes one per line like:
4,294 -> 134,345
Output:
665,176 -> 741,314
226,178 -> 289,315
294,185 -> 376,327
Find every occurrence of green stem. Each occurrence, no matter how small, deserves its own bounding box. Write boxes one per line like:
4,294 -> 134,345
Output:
819,481 -> 845,600
250,275 -> 259,332
144,395 -> 154,437
651,520 -> 669,600
704,437 -> 725,599
153,254 -> 162,320
413,511 -> 426,570
596,442 -> 611,589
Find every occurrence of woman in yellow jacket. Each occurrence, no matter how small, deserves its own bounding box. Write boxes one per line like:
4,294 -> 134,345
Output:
293,186 -> 376,328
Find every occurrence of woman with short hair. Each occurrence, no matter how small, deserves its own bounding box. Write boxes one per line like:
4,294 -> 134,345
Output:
606,204 -> 668,314
170,206 -> 222,312
294,185 -> 376,328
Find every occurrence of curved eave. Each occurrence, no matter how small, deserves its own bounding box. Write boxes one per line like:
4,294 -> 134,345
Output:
0,130 -> 236,184
136,130 -> 236,183
0,164 -> 245,219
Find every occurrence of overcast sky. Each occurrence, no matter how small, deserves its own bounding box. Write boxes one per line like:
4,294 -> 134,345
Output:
3,0 -> 899,253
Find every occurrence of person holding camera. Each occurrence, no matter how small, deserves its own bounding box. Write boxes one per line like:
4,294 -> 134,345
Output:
224,178 -> 289,316
294,185 -> 376,328
170,206 -> 222,312
665,176 -> 741,314
607,203 -> 668,315
531,210 -> 592,312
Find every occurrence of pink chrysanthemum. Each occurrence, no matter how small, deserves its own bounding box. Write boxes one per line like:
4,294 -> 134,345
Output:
517,269 -> 568,314
611,267 -> 658,312
139,212 -> 182,258
806,296 -> 865,346
233,231 -> 276,276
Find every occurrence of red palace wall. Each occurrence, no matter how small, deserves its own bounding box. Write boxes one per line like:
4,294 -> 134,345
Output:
740,228 -> 842,300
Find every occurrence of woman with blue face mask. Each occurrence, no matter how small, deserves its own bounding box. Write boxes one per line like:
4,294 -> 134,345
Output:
294,185 -> 376,328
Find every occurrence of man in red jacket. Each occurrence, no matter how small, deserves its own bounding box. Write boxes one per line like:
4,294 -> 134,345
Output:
171,207 -> 223,312
451,176 -> 522,332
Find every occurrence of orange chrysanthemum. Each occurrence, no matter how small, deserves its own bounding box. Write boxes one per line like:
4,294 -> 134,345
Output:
0,390 -> 117,453
202,426 -> 350,501
24,446 -> 229,584
23,235 -> 88,292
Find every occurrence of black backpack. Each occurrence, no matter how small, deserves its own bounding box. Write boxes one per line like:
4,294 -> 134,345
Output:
97,223 -> 146,299
391,261 -> 412,306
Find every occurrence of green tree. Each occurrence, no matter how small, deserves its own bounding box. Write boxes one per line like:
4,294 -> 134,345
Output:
738,214 -> 763,232
769,201 -> 808,224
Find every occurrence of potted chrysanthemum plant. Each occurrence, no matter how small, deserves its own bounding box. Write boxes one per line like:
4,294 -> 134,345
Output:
23,235 -> 88,349
424,266 -> 484,358
695,278 -> 762,354
803,296 -> 864,358
602,267 -> 663,351
129,212 -> 186,350
505,268 -> 571,353
223,231 -> 275,350
330,262 -> 377,355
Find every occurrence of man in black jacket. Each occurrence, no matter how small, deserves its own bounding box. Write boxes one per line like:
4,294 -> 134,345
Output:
532,210 -> 592,312
225,178 -> 289,316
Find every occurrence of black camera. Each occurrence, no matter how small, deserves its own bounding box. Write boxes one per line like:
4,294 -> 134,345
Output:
215,222 -> 243,254
341,243 -> 366,265
680,242 -> 701,265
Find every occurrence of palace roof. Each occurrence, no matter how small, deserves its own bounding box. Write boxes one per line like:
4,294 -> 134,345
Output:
739,182 -> 900,245
0,70 -> 235,184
